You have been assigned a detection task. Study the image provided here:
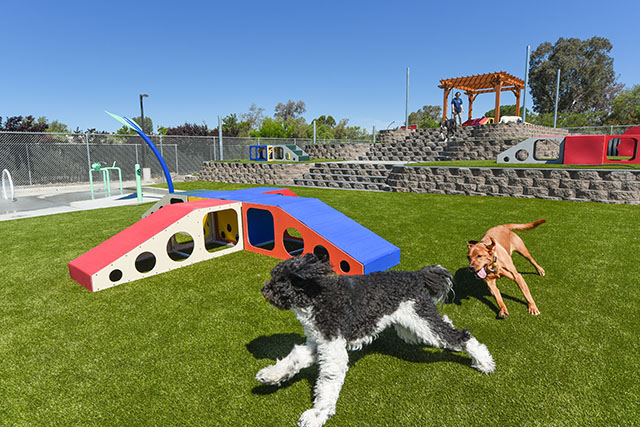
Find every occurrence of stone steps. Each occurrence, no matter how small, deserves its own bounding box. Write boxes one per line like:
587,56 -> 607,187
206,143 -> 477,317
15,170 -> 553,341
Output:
294,163 -> 395,191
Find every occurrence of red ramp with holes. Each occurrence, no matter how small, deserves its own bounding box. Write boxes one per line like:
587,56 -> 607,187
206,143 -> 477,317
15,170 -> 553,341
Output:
68,199 -> 243,292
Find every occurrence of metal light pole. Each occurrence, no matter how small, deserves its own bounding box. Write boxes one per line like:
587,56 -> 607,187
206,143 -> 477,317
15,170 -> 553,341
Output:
139,93 -> 149,133
553,69 -> 561,128
522,46 -> 530,123
405,67 -> 410,129
218,115 -> 224,161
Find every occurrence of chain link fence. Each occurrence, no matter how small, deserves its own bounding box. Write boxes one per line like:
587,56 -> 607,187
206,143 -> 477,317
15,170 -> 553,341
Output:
562,124 -> 639,135
0,132 -> 370,187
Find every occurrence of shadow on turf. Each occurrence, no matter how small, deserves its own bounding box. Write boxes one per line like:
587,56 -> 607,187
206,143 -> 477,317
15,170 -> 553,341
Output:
247,331 -> 472,396
452,267 -> 528,319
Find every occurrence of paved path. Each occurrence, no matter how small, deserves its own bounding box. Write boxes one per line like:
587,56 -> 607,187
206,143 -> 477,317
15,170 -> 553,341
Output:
0,181 -> 168,222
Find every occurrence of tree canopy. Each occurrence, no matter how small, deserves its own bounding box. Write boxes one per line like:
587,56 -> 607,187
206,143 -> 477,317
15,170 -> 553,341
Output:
0,115 -> 48,132
274,100 -> 306,121
609,85 -> 640,125
408,105 -> 441,129
529,37 -> 622,115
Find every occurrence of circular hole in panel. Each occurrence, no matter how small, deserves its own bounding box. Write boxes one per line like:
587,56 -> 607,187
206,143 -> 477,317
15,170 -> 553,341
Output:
313,245 -> 330,261
135,251 -> 156,273
515,149 -> 529,161
283,227 -> 304,256
167,232 -> 195,262
227,224 -> 232,232
109,269 -> 123,282
340,260 -> 351,273
503,156 -> 510,162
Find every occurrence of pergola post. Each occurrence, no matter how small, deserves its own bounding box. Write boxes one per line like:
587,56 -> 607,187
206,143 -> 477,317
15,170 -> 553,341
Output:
467,92 -> 477,121
494,82 -> 502,123
438,72 -> 524,125
442,87 -> 451,121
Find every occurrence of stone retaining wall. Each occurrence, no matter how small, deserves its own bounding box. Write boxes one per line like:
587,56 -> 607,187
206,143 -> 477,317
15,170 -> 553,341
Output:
196,161 -> 640,204
377,123 -> 567,144
301,142 -> 372,161
387,166 -> 639,204
197,162 -> 313,186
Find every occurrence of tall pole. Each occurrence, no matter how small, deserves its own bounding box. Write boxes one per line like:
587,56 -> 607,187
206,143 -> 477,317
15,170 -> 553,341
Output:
218,115 -> 224,161
139,93 -> 149,133
522,46 -> 530,123
405,67 -> 410,129
372,125 -> 376,143
313,120 -> 316,144
553,69 -> 561,128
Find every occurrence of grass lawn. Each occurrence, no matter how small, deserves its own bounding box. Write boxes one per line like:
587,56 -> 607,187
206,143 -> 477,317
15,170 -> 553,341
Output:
1,182 -> 638,425
408,159 -> 640,169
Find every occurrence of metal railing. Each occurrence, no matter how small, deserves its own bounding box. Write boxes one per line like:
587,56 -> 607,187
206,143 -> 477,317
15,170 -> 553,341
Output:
0,132 -> 371,187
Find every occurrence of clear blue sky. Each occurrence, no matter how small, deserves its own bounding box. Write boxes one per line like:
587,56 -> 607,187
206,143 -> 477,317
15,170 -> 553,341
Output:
3,0 -> 639,133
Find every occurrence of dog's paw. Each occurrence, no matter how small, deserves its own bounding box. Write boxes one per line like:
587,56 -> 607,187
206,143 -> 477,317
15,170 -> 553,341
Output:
528,305 -> 540,316
298,408 -> 331,427
255,365 -> 285,386
497,310 -> 509,319
465,337 -> 496,375
537,266 -> 546,276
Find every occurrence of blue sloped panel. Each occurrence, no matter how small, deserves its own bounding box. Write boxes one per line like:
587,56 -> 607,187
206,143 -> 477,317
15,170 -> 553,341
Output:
196,188 -> 400,273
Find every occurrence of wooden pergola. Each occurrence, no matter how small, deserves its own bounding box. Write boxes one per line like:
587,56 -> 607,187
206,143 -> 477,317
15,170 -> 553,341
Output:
438,71 -> 525,123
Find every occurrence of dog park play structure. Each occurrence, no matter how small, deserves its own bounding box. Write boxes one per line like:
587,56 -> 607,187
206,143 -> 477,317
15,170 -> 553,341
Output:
249,144 -> 310,162
497,127 -> 640,165
462,117 -> 494,127
68,187 -> 401,292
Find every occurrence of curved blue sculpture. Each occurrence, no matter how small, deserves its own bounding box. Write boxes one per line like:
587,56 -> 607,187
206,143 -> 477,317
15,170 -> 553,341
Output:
106,111 -> 174,193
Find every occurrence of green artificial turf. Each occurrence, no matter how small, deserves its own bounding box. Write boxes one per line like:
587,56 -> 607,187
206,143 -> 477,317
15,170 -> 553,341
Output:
1,182 -> 638,425
408,159 -> 640,169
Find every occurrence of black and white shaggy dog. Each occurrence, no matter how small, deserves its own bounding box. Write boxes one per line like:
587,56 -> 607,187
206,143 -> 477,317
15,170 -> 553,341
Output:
440,118 -> 457,141
256,254 -> 495,427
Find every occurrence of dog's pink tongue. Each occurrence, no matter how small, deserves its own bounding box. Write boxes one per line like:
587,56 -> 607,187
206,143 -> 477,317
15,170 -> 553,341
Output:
476,268 -> 487,279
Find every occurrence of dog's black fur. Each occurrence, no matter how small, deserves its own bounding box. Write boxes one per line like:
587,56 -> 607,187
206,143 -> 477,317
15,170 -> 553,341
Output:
439,118 -> 457,141
262,254 -> 469,346
258,254 -> 495,427
262,254 -> 468,344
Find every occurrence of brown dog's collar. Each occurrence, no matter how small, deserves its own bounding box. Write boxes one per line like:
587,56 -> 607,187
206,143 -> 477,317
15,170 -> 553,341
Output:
487,255 -> 498,273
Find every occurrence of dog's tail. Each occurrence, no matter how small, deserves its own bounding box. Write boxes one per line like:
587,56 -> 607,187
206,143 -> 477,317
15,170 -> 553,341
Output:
505,219 -> 546,232
420,265 -> 454,305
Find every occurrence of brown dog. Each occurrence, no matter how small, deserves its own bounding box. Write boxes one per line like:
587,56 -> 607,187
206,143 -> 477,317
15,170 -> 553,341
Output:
467,220 -> 546,318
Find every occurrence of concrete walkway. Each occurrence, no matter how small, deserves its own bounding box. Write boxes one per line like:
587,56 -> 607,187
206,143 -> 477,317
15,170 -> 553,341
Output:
0,180 -> 168,222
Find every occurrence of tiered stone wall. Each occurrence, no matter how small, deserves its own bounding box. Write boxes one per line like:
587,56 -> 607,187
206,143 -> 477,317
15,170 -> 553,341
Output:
301,142 -> 372,161
376,123 -> 567,144
195,161 -> 640,204
386,167 -> 639,204
197,162 -> 313,186
472,123 -> 568,138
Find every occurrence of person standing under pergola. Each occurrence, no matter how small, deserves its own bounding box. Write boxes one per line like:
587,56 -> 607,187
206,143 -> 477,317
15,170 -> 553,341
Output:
439,71 -> 525,124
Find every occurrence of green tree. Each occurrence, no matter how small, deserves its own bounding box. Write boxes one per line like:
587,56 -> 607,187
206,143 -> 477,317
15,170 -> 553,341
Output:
483,105 -> 536,120
165,122 -> 217,136
608,85 -> 640,125
252,117 -> 288,138
274,100 -> 306,121
529,37 -> 622,114
241,103 -> 265,131
314,115 -> 337,127
222,114 -> 251,137
117,116 -> 153,135
0,115 -> 48,132
46,120 -> 69,133
408,105 -> 441,128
